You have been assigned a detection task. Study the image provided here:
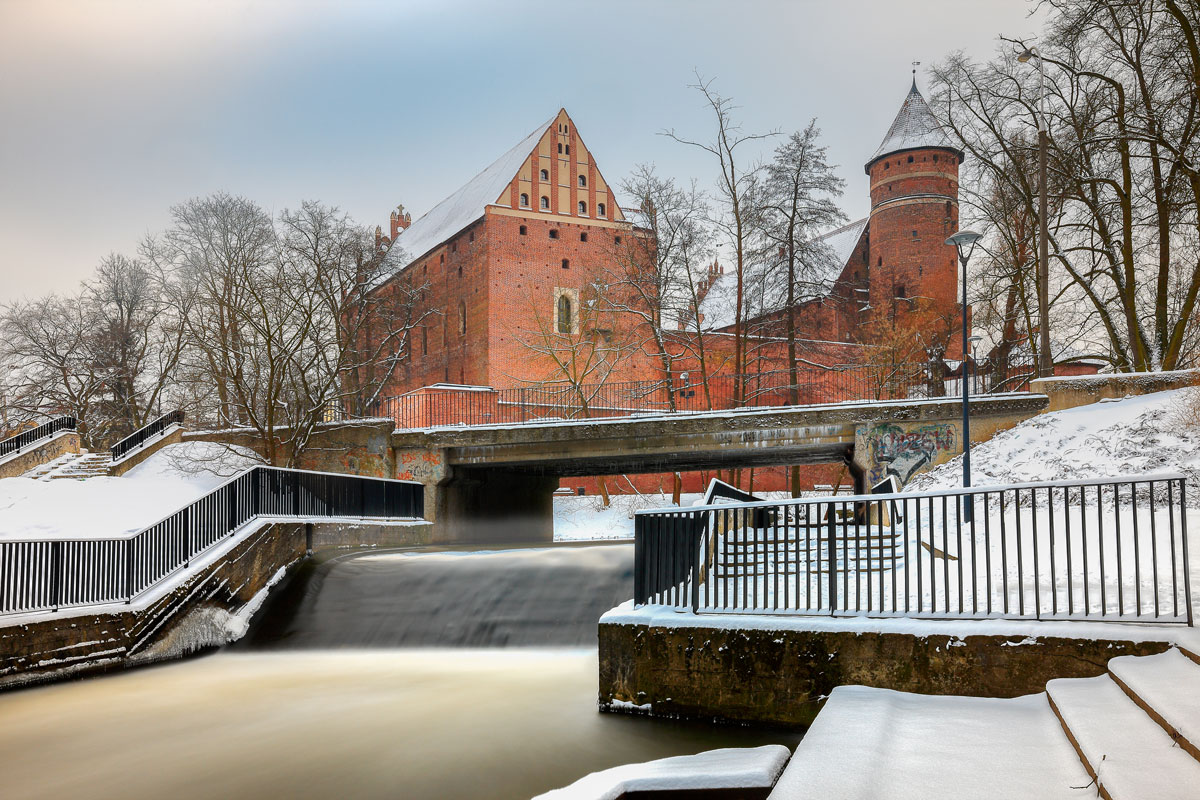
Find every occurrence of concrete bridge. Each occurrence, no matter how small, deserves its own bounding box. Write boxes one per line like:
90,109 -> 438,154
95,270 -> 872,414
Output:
388,393 -> 1047,542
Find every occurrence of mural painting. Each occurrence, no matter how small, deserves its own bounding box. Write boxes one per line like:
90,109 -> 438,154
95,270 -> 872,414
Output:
864,422 -> 957,485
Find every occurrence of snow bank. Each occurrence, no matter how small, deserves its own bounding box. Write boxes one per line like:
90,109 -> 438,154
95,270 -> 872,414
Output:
907,389 -> 1200,501
0,442 -> 260,540
554,491 -> 794,542
531,745 -> 791,800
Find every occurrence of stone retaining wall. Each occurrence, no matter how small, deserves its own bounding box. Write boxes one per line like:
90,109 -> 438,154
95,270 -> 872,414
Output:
1031,369 -> 1197,412
0,519 -> 432,691
0,430 -> 80,479
598,618 -> 1175,728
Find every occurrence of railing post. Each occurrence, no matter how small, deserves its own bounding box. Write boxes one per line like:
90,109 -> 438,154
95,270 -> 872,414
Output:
826,501 -> 838,614
124,539 -> 134,604
1182,480 -> 1193,627
50,541 -> 62,612
634,515 -> 645,605
182,506 -> 191,568
691,511 -> 702,614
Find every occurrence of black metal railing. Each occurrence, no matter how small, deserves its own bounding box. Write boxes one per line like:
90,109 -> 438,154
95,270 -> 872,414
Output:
634,474 -> 1193,625
0,466 -> 424,616
110,410 -> 186,461
0,417 -> 77,460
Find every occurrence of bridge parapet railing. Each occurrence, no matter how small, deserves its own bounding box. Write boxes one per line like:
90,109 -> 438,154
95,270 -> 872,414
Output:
0,466 -> 424,617
375,364 -> 1025,431
0,417 -> 77,460
634,474 -> 1192,626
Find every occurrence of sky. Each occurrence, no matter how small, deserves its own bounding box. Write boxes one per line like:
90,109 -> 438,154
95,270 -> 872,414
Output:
0,0 -> 1045,302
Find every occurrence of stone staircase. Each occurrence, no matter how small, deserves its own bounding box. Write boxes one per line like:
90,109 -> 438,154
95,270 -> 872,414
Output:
23,451 -> 111,481
1047,647 -> 1200,799
768,644 -> 1200,799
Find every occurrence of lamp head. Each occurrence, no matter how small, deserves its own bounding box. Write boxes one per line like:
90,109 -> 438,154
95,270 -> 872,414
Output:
1017,46 -> 1038,63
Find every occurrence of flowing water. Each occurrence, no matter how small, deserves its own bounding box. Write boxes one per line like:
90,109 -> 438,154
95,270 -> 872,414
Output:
0,543 -> 800,799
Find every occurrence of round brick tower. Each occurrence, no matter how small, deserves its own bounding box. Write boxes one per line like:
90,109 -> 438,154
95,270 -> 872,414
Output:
864,79 -> 964,349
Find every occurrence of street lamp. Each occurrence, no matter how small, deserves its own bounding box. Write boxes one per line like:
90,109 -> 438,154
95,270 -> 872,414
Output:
946,230 -> 984,521
1018,45 -> 1052,379
968,334 -> 983,394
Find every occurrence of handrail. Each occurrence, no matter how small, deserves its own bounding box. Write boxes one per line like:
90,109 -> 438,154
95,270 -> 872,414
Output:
634,474 -> 1192,626
0,465 -> 424,616
110,410 -> 185,461
0,417 -> 77,460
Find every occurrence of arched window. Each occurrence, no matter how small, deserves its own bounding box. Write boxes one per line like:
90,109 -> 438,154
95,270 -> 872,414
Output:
580,232 -> 588,242
519,225 -> 527,236
459,301 -> 466,335
540,196 -> 549,210
540,169 -> 549,181
558,143 -> 563,154
562,258 -> 570,269
557,294 -> 572,334
520,193 -> 529,207
884,162 -> 890,170
933,154 -> 939,163
597,203 -> 606,217
945,201 -> 952,215
877,257 -> 883,267
578,201 -> 587,215
578,175 -> 586,187
907,155 -> 914,163
549,229 -> 559,239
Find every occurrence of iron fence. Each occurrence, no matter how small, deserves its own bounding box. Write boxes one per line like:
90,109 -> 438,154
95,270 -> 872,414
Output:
634,474 -> 1193,625
0,417 -> 77,460
0,466 -> 424,616
110,410 -> 186,461
374,364 -> 1028,430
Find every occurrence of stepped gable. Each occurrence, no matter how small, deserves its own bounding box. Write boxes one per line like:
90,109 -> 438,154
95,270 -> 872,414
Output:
865,79 -> 963,173
373,108 -> 625,288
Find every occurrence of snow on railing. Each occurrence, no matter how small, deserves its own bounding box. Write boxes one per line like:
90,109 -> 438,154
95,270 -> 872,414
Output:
634,473 -> 1193,626
0,466 -> 424,617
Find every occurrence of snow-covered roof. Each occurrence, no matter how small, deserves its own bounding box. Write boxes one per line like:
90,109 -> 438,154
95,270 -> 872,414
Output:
865,81 -> 962,172
697,218 -> 867,331
372,115 -> 556,286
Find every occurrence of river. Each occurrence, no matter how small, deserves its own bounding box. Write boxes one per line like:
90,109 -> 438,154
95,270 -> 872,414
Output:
0,543 -> 800,799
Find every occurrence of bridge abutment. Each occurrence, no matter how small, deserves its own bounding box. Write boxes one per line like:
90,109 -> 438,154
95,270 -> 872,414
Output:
436,467 -> 558,544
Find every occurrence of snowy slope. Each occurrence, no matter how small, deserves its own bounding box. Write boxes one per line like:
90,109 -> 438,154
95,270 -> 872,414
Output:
906,389 -> 1200,500
0,442 -> 259,540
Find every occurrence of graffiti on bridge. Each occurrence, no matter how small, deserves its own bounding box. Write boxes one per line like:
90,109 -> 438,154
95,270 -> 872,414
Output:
866,422 -> 957,485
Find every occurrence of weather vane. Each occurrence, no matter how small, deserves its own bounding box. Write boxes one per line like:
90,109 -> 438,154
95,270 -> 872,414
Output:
912,60 -> 921,76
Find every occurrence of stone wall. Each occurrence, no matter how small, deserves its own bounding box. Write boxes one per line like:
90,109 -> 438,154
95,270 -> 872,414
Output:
108,426 -> 184,477
598,619 -> 1173,728
0,519 -> 432,691
183,418 -> 396,477
0,430 -> 79,479
1030,369 -> 1198,412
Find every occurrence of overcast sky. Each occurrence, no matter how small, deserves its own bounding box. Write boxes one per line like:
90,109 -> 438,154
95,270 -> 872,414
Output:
0,0 -> 1044,302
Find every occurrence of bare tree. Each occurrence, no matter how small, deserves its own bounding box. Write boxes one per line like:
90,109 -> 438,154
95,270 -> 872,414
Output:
664,74 -> 776,404
608,166 -> 715,409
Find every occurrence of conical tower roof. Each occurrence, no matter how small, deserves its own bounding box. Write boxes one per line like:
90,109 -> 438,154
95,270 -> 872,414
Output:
865,80 -> 962,174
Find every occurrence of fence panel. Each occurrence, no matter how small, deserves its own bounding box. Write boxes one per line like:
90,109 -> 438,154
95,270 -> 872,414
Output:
634,475 -> 1193,626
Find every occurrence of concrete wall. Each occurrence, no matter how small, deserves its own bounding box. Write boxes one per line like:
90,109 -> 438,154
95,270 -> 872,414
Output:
0,430 -> 79,479
1031,369 -> 1198,412
183,419 -> 396,477
0,519 -> 432,691
598,619 -> 1173,728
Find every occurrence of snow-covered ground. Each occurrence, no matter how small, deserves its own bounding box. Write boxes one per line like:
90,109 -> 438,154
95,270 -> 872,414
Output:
908,388 -> 1200,497
0,442 -> 259,540
554,491 -> 795,541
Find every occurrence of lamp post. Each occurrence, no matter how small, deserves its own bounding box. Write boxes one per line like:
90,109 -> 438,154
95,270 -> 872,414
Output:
947,230 -> 984,521
968,334 -> 983,394
1018,45 -> 1052,379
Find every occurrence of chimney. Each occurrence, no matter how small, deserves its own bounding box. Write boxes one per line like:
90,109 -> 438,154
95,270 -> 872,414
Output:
375,225 -> 383,250
389,211 -> 400,241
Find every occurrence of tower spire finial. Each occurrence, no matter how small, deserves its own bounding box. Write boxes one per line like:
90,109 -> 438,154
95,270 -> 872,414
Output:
911,60 -> 921,91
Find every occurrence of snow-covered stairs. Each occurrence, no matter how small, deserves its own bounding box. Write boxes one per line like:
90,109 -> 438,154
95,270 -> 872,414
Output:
24,452 -> 111,481
1046,647 -> 1200,800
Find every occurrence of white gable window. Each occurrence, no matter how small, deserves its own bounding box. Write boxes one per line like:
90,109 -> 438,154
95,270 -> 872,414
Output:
520,193 -> 529,207
578,175 -> 586,188
540,196 -> 549,210
578,201 -> 587,215
540,168 -> 549,181
597,202 -> 606,217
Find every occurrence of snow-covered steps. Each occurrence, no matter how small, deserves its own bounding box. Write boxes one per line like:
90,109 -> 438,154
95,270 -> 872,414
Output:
21,453 -> 77,479
1108,648 -> 1200,763
1047,672 -> 1200,800
768,686 -> 1092,799
39,452 -> 111,481
533,745 -> 791,800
